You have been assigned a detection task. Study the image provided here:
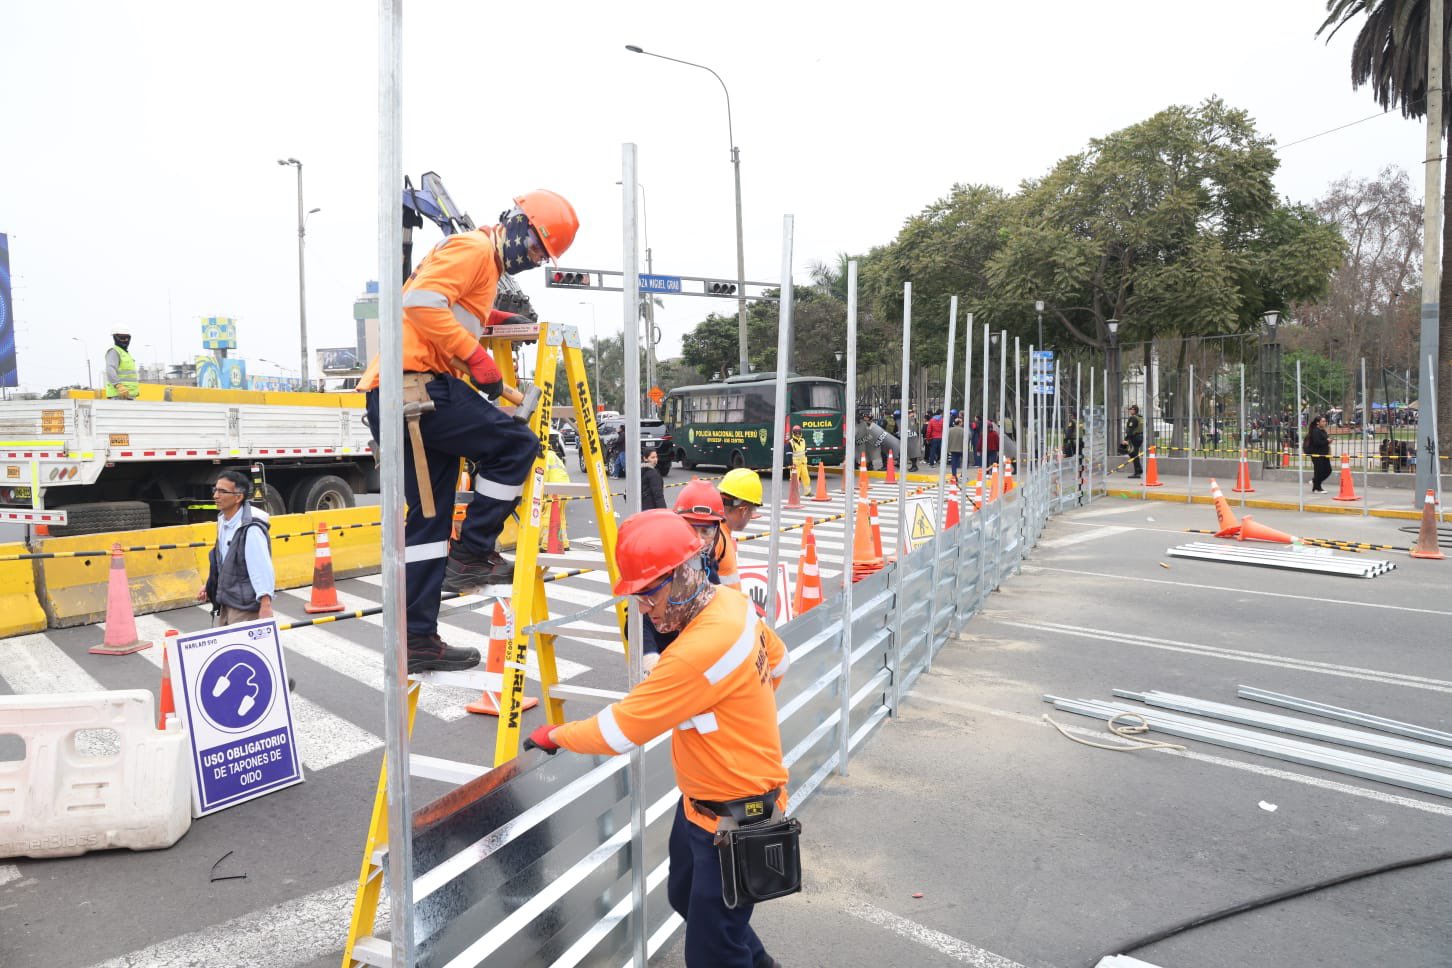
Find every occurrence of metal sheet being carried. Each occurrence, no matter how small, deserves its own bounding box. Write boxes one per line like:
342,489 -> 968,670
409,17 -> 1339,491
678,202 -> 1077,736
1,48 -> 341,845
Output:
1165,542 -> 1395,578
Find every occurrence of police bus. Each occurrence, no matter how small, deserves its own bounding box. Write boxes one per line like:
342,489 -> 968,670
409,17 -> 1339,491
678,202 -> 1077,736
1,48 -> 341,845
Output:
662,372 -> 846,471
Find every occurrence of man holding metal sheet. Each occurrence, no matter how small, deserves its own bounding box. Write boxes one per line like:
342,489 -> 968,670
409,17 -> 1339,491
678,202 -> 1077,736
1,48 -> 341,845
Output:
358,189 -> 578,672
527,510 -> 795,968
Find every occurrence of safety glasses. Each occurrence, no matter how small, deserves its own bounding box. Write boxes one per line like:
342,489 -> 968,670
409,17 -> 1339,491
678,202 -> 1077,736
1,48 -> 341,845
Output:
633,575 -> 672,609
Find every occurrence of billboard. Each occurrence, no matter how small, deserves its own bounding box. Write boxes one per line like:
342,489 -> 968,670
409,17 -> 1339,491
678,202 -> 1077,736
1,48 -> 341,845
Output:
201,316 -> 238,350
317,346 -> 362,374
0,233 -> 16,387
220,358 -> 248,390
248,375 -> 305,392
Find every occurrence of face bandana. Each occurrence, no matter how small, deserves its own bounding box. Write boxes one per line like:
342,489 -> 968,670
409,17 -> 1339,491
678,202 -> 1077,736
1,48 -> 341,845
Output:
114,336 -> 131,350
653,561 -> 716,635
500,210 -> 543,274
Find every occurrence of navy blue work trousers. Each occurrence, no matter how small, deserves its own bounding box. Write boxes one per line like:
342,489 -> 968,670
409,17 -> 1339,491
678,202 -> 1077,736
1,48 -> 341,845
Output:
667,799 -> 770,968
366,374 -> 535,637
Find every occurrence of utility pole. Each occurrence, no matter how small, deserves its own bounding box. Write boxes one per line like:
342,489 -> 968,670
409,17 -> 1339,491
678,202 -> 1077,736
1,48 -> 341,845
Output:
1416,0 -> 1443,504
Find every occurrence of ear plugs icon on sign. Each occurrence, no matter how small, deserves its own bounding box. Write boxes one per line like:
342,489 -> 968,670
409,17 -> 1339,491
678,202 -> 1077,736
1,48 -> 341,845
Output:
213,663 -> 261,717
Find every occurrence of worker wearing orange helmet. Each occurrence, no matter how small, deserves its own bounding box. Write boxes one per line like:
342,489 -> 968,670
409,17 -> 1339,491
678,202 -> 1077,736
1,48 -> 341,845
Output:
526,510 -> 791,968
360,190 -> 579,673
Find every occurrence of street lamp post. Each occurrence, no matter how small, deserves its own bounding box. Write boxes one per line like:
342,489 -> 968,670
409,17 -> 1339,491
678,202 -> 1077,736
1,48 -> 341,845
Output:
616,178 -> 659,415
276,158 -> 319,388
625,44 -> 749,375
70,337 -> 92,389
1106,319 -> 1121,450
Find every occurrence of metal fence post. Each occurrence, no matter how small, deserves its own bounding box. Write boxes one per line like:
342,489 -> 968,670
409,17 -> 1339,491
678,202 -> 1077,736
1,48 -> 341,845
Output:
890,282 -> 911,715
838,261 -> 859,777
927,297 -> 956,668
765,217 -> 795,623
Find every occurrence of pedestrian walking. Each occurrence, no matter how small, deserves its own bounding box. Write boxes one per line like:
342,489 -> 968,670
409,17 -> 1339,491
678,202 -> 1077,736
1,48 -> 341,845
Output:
946,415 -> 965,479
641,445 -> 667,510
527,510 -> 792,968
1123,404 -> 1144,478
359,188 -> 579,671
199,469 -> 274,626
1307,415 -> 1333,493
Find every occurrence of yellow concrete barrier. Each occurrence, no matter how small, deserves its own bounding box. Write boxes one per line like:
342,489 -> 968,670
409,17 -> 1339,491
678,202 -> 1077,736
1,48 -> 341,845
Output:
37,525 -> 203,628
0,542 -> 48,637
302,506 -> 381,580
266,512 -> 317,591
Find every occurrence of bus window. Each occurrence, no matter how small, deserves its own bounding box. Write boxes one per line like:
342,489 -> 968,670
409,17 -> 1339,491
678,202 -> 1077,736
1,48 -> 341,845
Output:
723,392 -> 745,423
743,387 -> 774,423
791,382 -> 843,412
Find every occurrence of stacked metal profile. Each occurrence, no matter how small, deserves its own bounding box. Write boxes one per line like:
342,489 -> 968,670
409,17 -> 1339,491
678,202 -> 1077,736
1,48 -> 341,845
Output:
1238,686 -> 1452,747
1043,692 -> 1452,799
1165,541 -> 1395,578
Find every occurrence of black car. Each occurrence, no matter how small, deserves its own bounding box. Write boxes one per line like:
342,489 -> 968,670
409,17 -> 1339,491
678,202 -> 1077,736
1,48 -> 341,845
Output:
580,416 -> 673,477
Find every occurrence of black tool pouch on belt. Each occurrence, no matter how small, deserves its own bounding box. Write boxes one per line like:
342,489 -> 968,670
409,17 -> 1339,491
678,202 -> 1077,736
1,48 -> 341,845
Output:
703,790 -> 802,909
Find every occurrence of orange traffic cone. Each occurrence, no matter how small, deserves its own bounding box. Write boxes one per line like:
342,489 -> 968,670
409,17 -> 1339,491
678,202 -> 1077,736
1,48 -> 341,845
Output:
157,629 -> 178,729
812,461 -> 830,502
467,600 -> 538,716
91,543 -> 150,655
1237,515 -> 1298,545
869,499 -> 889,562
545,498 -> 565,554
784,468 -> 803,509
792,536 -> 823,615
858,467 -> 871,501
1410,489 -> 1445,560
1003,459 -> 1017,493
303,522 -> 346,614
1143,447 -> 1163,487
1331,454 -> 1361,502
1281,448 -> 1291,469
851,498 -> 882,580
1209,478 -> 1240,538
972,476 -> 984,510
987,463 -> 1002,502
885,452 -> 897,484
1231,450 -> 1255,493
945,487 -> 961,529
801,516 -> 815,548
859,453 -> 869,476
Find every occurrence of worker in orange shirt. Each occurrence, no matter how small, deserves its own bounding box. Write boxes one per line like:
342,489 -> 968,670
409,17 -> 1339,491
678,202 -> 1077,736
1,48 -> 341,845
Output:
641,478 -> 741,671
360,190 -> 578,673
526,510 -> 791,968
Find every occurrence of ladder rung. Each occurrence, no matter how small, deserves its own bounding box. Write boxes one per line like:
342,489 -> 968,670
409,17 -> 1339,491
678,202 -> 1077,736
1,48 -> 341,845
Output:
541,481 -> 592,497
413,669 -> 502,692
550,625 -> 619,642
536,552 -> 606,570
370,846 -> 388,870
410,754 -> 490,786
549,683 -> 627,702
350,936 -> 394,967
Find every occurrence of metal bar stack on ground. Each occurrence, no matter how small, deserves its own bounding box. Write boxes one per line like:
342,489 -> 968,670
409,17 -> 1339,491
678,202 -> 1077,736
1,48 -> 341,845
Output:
1165,542 -> 1395,578
1238,686 -> 1452,748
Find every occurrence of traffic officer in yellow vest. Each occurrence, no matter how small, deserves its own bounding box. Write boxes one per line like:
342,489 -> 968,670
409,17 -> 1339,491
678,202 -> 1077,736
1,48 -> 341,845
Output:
788,425 -> 810,492
526,510 -> 791,968
104,331 -> 140,399
358,189 -> 579,673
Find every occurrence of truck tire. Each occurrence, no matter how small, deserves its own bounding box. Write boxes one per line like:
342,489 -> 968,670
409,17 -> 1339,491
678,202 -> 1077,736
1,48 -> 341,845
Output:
289,474 -> 356,513
49,501 -> 152,537
258,483 -> 288,517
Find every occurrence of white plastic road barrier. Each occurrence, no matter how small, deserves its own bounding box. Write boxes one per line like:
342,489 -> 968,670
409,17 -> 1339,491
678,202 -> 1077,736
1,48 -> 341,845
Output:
0,690 -> 191,859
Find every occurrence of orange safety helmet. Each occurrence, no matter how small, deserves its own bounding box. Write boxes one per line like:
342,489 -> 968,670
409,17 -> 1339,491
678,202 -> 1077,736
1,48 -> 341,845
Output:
612,509 -> 704,595
513,189 -> 579,261
674,478 -> 725,523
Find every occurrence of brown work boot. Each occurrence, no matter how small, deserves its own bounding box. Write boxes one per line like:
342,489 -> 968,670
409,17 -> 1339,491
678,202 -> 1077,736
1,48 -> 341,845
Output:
406,633 -> 481,673
442,549 -> 514,594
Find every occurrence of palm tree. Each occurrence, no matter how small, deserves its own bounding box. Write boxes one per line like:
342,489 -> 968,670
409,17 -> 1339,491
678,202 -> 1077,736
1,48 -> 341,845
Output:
1319,0 -> 1452,456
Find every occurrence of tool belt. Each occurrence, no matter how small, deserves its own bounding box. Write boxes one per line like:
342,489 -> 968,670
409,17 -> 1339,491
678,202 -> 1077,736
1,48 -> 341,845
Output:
695,787 -> 802,909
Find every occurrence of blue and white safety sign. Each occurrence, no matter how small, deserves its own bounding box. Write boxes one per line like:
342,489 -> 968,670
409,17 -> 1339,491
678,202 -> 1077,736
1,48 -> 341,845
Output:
168,619 -> 303,816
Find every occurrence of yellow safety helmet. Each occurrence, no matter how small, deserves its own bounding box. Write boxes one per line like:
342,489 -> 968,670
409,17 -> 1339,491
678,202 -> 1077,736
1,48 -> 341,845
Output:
719,468 -> 763,507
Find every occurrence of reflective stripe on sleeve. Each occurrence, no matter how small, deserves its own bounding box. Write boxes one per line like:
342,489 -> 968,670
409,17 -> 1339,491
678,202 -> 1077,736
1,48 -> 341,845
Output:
451,303 -> 482,336
704,601 -> 758,685
771,652 -> 790,680
596,706 -> 637,754
404,540 -> 449,563
718,573 -> 741,586
475,476 -> 524,501
676,712 -> 720,734
402,288 -> 449,309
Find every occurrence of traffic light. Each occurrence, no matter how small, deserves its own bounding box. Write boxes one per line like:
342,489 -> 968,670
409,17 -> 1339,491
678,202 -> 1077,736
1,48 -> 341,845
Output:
706,281 -> 738,295
550,270 -> 591,287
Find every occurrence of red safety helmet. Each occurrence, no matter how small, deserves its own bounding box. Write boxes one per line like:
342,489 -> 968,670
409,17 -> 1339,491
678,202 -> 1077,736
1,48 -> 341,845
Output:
791,424 -> 802,433
612,509 -> 703,596
513,189 -> 579,261
674,478 -> 725,523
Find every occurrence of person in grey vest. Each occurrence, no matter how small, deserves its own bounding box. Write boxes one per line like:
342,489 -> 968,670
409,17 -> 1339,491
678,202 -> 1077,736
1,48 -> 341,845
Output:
199,469 -> 275,625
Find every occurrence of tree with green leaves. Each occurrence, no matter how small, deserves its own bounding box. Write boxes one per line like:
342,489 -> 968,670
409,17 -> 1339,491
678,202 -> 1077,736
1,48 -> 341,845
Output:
1318,0 -> 1452,458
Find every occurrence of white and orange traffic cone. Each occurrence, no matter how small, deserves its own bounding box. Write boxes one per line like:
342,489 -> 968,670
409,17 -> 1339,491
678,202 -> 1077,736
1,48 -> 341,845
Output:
91,543 -> 150,655
1003,459 -> 1017,493
1232,450 -> 1255,493
157,629 -> 178,729
869,498 -> 886,561
1209,478 -> 1240,538
884,452 -> 898,484
1237,515 -> 1298,545
784,467 -> 803,509
1410,489 -> 1445,560
792,534 -> 823,615
544,498 -> 566,554
467,600 -> 538,716
1331,454 -> 1361,502
987,463 -> 1002,502
303,522 -> 346,614
851,498 -> 882,580
1143,447 -> 1163,487
813,461 -> 831,503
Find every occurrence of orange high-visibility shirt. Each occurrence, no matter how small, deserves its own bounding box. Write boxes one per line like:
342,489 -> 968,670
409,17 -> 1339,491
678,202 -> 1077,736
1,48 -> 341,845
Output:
358,229 -> 504,391
714,522 -> 739,586
552,586 -> 790,832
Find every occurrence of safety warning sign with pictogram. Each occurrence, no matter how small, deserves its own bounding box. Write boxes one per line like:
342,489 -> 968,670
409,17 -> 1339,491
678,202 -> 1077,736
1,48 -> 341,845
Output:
907,495 -> 936,550
168,619 -> 303,816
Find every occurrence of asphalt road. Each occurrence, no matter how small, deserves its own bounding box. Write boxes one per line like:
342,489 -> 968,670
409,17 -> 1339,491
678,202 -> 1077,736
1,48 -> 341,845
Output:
3,480 -> 1448,967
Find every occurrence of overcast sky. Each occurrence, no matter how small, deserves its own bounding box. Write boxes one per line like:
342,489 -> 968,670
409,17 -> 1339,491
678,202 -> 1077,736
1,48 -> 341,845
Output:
0,1 -> 1432,392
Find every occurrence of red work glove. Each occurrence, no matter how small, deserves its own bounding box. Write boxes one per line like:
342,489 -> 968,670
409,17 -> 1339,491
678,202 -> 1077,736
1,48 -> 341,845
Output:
464,346 -> 504,397
523,723 -> 560,755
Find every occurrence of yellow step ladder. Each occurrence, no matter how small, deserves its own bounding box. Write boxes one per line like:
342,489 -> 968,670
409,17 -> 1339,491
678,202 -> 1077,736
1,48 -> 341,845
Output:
342,319 -> 628,966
